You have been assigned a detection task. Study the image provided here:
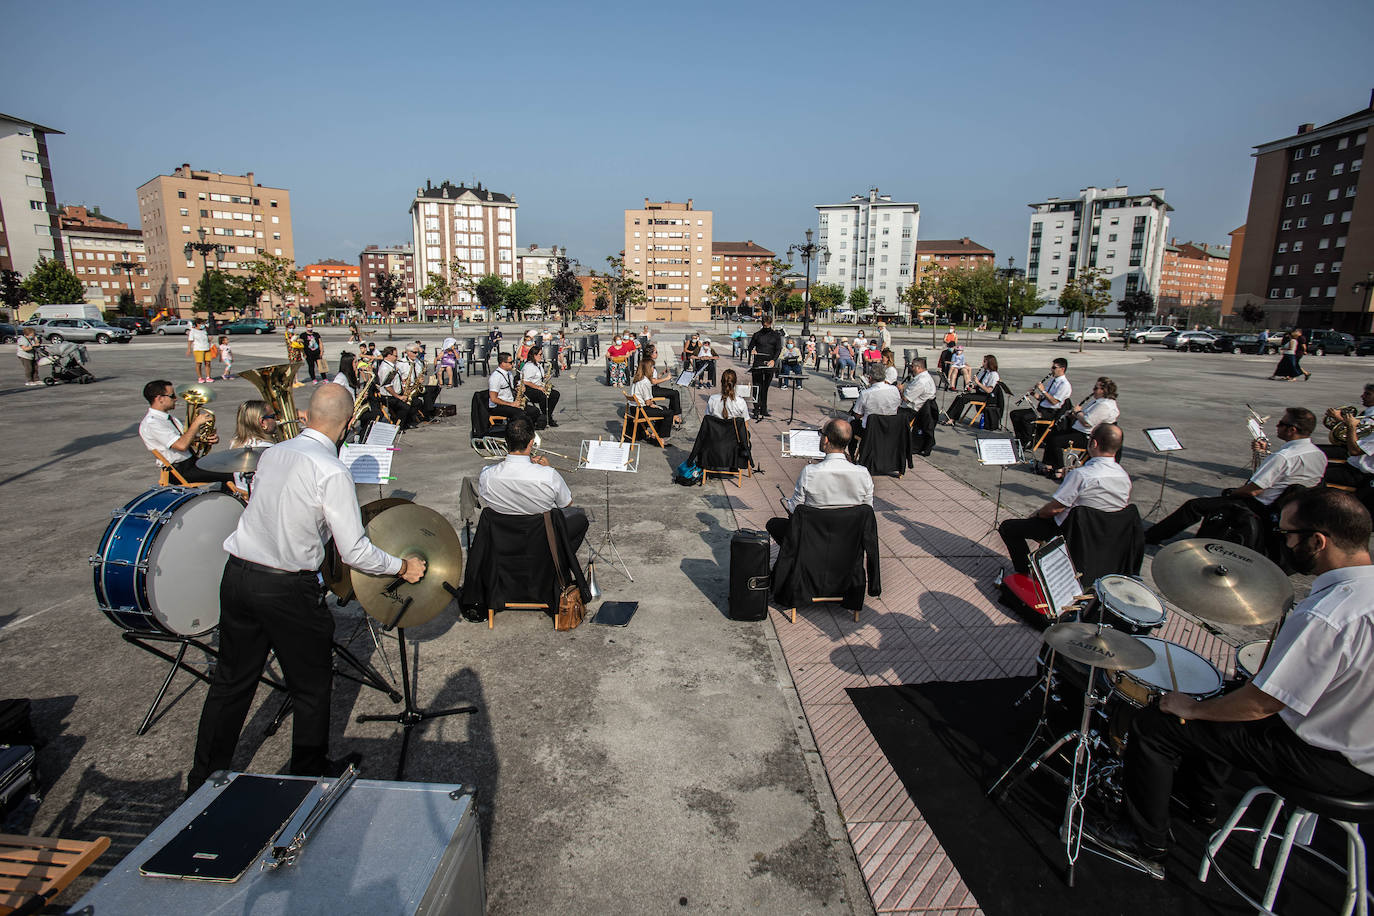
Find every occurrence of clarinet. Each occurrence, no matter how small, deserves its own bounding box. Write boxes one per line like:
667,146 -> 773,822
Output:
1013,372 -> 1053,407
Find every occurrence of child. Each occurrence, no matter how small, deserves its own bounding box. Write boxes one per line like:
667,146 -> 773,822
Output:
217,336 -> 233,380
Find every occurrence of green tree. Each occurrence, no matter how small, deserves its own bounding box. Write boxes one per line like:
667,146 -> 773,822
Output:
810,283 -> 845,315
349,283 -> 363,312
417,272 -> 454,321
847,286 -> 870,313
745,258 -> 793,319
372,270 -> 407,337
590,255 -> 646,326
193,270 -> 236,320
244,252 -> 307,317
706,281 -> 735,317
504,279 -> 535,318
1240,302 -> 1266,328
548,256 -> 584,326
1001,274 -> 1044,334
1057,267 -> 1113,352
21,257 -> 85,305
225,272 -> 267,317
1,269 -> 31,319
781,293 -> 806,316
117,290 -> 139,316
901,265 -> 942,324
1117,290 -> 1155,348
475,274 -> 507,315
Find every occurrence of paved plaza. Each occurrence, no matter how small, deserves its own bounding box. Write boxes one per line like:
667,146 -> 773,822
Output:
1,322 -> 1366,913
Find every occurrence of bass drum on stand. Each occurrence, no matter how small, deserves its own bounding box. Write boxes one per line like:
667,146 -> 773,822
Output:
91,486 -> 244,637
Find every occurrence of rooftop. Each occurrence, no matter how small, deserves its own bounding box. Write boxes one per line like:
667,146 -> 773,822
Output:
916,238 -> 994,255
713,240 -> 775,257
414,179 -> 514,204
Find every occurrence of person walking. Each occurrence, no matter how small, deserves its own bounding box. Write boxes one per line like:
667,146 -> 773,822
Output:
16,327 -> 41,387
187,319 -> 212,383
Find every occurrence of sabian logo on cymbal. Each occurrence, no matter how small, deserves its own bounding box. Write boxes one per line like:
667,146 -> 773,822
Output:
1204,543 -> 1252,564
1069,639 -> 1115,659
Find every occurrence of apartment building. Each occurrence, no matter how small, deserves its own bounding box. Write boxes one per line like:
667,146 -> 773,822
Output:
358,244 -> 416,316
136,164 -> 294,317
298,259 -> 362,311
914,237 -> 996,282
710,240 -> 774,309
0,112 -> 63,275
814,188 -> 919,308
624,199 -> 713,322
1158,239 -> 1229,313
1229,93 -> 1373,333
516,244 -> 566,286
59,206 -> 149,309
410,180 -> 517,315
1025,185 -> 1171,325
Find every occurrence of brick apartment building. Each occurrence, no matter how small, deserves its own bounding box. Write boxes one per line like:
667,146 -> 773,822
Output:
624,198 -> 713,322
59,205 -> 149,310
710,240 -> 774,309
410,180 -> 517,316
358,244 -> 416,316
298,259 -> 362,311
1158,239 -> 1229,314
914,237 -> 996,281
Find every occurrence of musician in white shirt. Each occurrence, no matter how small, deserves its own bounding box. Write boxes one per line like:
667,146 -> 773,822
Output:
1323,385 -> 1374,508
766,419 -> 873,544
188,383 -> 424,792
630,357 -> 674,438
479,417 -> 589,551
707,368 -> 750,420
375,346 -> 421,430
138,378 -> 235,483
1010,357 -> 1071,448
850,367 -> 901,427
1042,376 -> 1122,477
901,357 -> 939,457
519,345 -> 560,428
487,351 -> 541,427
943,354 -> 1001,425
998,424 -> 1130,573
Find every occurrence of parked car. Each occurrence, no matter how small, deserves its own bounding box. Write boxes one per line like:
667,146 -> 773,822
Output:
1230,333 -> 1282,355
155,318 -> 195,335
112,316 -> 153,335
1162,330 -> 1220,350
1131,325 -> 1179,344
1356,337 -> 1374,357
1300,328 -> 1356,356
0,323 -> 16,343
1057,327 -> 1109,342
222,317 -> 277,335
1187,332 -> 1237,353
42,318 -> 133,344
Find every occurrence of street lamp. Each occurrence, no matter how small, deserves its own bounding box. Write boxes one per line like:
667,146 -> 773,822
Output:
996,256 -> 1018,340
184,227 -> 225,320
787,228 -> 828,339
112,250 -> 141,315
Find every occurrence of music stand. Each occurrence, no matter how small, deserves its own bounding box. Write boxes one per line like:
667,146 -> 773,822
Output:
1142,427 -> 1184,518
784,376 -> 804,424
579,439 -> 640,581
676,364 -> 708,421
780,428 -> 824,461
974,436 -> 1022,536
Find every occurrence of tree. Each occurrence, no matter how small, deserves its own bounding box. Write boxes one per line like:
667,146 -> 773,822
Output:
590,255 -> 646,325
810,283 -> 845,315
847,286 -> 870,313
417,272 -> 454,321
21,257 -> 84,305
244,252 -> 307,318
548,256 -> 584,326
225,271 -> 267,317
117,290 -> 139,316
706,281 -> 735,317
475,274 -> 507,315
1057,267 -> 1113,352
745,258 -> 793,319
504,279 -> 535,319
348,283 -> 363,313
1117,290 -> 1155,348
1240,302 -> 1266,328
372,269 -> 407,334
1002,274 -> 1044,334
1,269 -> 31,319
901,266 -> 942,324
193,270 -> 236,320
781,293 -> 806,316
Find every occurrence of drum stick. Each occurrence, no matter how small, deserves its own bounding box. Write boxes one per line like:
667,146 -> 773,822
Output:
1163,642 -> 1186,724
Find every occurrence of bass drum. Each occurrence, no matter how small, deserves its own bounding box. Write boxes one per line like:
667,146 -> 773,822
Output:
92,486 -> 244,636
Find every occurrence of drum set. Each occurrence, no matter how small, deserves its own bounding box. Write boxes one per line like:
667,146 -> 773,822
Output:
989,539 -> 1295,884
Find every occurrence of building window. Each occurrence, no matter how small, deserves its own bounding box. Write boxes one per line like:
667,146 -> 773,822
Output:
1285,288 -> 1295,298
1314,263 -> 1325,274
1285,196 -> 1296,207
177,190 -> 186,199
1311,287 -> 1322,297
1270,288 -> 1280,298
1277,242 -> 1288,253
1288,265 -> 1299,275
1334,163 -> 1346,176
1297,218 -> 1308,228
1293,241 -> 1303,252
1324,213 -> 1335,225
1327,286 -> 1338,297
1274,265 -> 1285,276
1281,220 -> 1292,230
1301,193 -> 1312,204
1348,185 -> 1358,197
182,225 -> 191,234
1333,261 -> 1342,273
1329,189 -> 1340,201
1311,144 -> 1321,155
1294,148 -> 1305,160
1289,173 -> 1300,184
1353,159 -> 1362,172
28,200 -> 44,210
20,151 -> 37,162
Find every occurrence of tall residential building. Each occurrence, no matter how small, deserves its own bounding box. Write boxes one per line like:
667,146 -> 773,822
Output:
298,259 -> 362,311
410,180 -> 517,316
358,244 -> 416,316
624,198 -> 713,322
136,164 -> 294,317
814,188 -> 919,308
0,112 -> 63,276
1229,94 -> 1373,333
1158,239 -> 1229,316
1025,185 -> 1172,324
516,244 -> 565,286
914,237 -> 996,282
709,241 -> 774,309
59,206 -> 148,309
1221,225 -> 1246,313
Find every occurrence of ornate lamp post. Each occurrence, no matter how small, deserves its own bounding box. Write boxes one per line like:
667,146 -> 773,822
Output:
787,228 -> 828,339
112,250 -> 141,314
184,227 -> 225,321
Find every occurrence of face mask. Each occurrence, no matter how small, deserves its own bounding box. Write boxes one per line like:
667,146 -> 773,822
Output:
1281,536 -> 1320,575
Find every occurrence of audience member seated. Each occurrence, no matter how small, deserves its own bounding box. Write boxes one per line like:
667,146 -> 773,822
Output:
945,345 -> 970,390
606,334 -> 635,387
1042,376 -> 1121,478
943,354 -> 1000,426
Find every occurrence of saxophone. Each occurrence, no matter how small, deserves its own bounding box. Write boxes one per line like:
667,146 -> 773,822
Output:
401,359 -> 424,405
350,371 -> 378,427
515,379 -> 527,408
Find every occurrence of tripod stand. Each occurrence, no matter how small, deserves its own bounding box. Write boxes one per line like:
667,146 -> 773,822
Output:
588,470 -> 633,581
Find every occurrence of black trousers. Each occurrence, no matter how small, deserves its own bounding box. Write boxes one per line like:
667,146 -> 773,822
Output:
1043,429 -> 1089,470
172,457 -> 235,484
418,384 -> 441,418
1144,493 -> 1266,544
489,402 -> 541,428
304,356 -> 319,381
189,557 -> 334,791
384,395 -> 421,430
752,366 -> 776,415
651,385 -> 681,418
766,516 -> 790,544
946,391 -> 989,424
563,507 -> 590,554
1124,707 -> 1374,848
998,515 -> 1060,574
523,387 -> 560,427
903,402 -> 937,456
1010,406 -> 1056,448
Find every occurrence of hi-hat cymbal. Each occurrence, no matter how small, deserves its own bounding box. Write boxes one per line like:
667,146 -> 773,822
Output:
1043,622 -> 1156,671
1151,539 -> 1293,627
196,446 -> 270,474
322,498 -> 412,601
351,503 -> 462,629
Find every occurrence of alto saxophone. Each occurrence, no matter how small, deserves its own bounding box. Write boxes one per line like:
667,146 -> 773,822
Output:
350,369 -> 378,427
515,379 -> 527,408
401,361 -> 424,405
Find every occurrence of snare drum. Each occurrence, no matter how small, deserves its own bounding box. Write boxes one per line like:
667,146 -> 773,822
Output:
91,486 -> 244,636
1110,637 -> 1224,708
1235,640 -> 1273,680
1094,575 -> 1167,634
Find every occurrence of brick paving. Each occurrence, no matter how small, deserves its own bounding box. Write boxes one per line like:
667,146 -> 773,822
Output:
696,351 -> 1235,915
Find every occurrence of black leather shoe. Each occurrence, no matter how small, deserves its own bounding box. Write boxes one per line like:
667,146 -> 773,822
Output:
548,419 -> 560,427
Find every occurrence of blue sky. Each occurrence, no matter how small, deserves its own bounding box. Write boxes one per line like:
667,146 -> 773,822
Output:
6,0 -> 1372,272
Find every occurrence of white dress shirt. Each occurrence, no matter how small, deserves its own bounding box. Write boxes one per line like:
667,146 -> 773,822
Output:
1249,437 -> 1327,505
787,453 -> 874,512
223,428 -> 402,575
852,381 -> 901,425
902,371 -> 936,410
630,377 -> 655,406
488,367 -> 517,407
1072,397 -> 1120,435
1349,431 -> 1374,475
1040,374 -> 1071,410
973,368 -> 1000,392
1253,564 -> 1374,774
520,361 -> 546,387
708,393 -> 750,419
1051,456 -> 1131,526
140,407 -> 189,465
331,372 -> 354,397
479,454 -> 574,515
378,359 -> 404,397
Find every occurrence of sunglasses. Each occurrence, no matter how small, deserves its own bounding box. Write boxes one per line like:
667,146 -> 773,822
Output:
1274,526 -> 1321,538
1275,420 -> 1296,429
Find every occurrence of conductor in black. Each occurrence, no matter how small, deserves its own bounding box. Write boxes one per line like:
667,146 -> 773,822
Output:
748,314 -> 784,419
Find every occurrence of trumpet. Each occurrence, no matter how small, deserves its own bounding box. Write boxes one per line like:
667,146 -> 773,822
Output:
1246,404 -> 1271,472
1013,372 -> 1054,407
531,432 -> 576,466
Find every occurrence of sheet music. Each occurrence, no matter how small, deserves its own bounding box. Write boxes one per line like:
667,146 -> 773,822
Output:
675,370 -> 696,386
1034,542 -> 1080,618
787,429 -> 823,458
341,443 -> 396,484
839,386 -> 860,399
365,422 -> 399,447
584,440 -> 633,472
975,437 -> 1019,466
1144,427 -> 1183,452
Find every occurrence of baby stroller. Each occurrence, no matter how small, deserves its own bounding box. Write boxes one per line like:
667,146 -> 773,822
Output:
38,341 -> 95,385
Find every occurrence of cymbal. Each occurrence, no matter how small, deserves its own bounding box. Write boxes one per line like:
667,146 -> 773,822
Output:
323,498 -> 411,601
1043,622 -> 1156,671
351,503 -> 463,629
1151,539 -> 1293,627
196,446 -> 270,474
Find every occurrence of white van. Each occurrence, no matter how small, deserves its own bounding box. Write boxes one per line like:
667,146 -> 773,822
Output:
31,303 -> 104,322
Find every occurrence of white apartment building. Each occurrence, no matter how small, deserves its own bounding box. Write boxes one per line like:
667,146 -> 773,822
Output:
623,199 -> 713,322
410,180 -> 516,314
1025,186 -> 1172,325
516,244 -> 565,286
0,112 -> 63,277
814,188 -> 919,308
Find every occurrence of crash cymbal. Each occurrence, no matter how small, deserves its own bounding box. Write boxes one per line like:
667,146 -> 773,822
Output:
1043,621 -> 1156,671
351,503 -> 462,628
196,446 -> 270,474
322,498 -> 412,602
1151,539 -> 1293,627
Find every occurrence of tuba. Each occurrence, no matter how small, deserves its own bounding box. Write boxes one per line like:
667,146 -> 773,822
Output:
177,382 -> 216,458
1325,406 -> 1374,446
240,363 -> 304,439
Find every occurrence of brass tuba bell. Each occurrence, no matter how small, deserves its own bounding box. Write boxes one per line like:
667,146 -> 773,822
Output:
1325,405 -> 1374,446
239,363 -> 304,440
176,382 -> 216,457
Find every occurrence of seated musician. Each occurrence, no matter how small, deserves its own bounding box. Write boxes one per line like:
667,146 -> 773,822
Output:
230,400 -> 278,490
519,344 -> 560,428
766,418 -> 873,545
848,365 -> 901,452
997,423 -> 1129,574
943,354 -> 1000,426
375,347 -> 420,430
1089,488 -> 1374,872
478,417 -> 589,552
138,379 -> 235,484
644,343 -> 683,424
880,348 -> 898,384
708,369 -> 750,420
901,357 -> 938,458
1144,407 -> 1326,544
1010,358 -> 1071,448
487,350 -> 541,428
402,343 -> 441,420
1322,385 -> 1374,505
630,357 -> 675,437
1041,376 -> 1121,479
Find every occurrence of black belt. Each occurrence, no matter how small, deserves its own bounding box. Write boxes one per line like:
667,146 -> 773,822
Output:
228,555 -> 316,578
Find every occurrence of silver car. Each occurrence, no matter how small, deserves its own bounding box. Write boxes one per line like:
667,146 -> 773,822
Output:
42,318 -> 133,344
